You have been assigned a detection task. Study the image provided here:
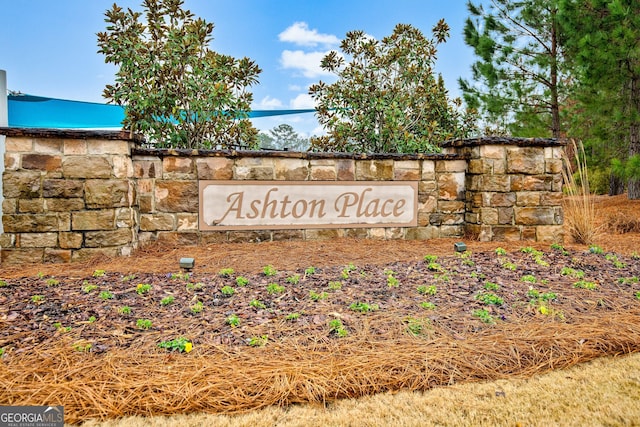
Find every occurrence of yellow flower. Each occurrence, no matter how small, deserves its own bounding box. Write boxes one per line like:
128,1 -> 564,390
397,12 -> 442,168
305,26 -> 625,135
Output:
184,342 -> 193,353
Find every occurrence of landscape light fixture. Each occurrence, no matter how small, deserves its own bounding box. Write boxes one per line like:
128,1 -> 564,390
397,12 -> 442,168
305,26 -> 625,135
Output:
179,257 -> 195,270
454,242 -> 467,253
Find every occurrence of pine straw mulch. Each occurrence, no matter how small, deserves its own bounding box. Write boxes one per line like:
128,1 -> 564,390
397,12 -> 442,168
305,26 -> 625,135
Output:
1,194 -> 640,424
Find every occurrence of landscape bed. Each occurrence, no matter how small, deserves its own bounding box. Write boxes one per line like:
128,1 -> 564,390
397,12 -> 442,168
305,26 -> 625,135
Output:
1,237 -> 640,424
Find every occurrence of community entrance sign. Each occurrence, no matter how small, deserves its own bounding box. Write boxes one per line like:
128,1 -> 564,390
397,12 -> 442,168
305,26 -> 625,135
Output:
199,181 -> 418,230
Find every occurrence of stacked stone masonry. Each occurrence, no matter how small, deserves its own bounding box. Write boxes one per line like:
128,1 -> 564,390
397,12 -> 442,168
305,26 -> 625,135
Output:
0,128 -> 565,264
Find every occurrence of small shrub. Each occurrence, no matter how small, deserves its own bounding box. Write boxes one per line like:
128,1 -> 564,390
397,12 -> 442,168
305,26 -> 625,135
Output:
249,299 -> 266,309
99,291 -> 114,300
286,312 -> 301,321
190,300 -> 204,314
328,281 -> 342,291
328,319 -> 348,337
158,337 -> 192,353
221,285 -> 235,297
218,268 -> 235,277
235,276 -> 249,287
472,308 -> 495,324
83,284 -> 98,293
263,265 -> 277,277
118,306 -> 132,315
417,285 -> 437,296
266,283 -> 285,294
349,301 -> 379,313
92,269 -> 106,277
475,292 -> 504,306
484,281 -> 500,291
285,274 -> 301,285
423,254 -> 438,263
419,301 -> 436,310
573,280 -> 598,290
160,296 -> 175,306
561,267 -> 585,279
226,314 -> 240,327
305,266 -> 316,275
309,290 -> 328,301
495,247 -> 507,256
45,278 -> 60,287
136,283 -> 152,295
136,318 -> 152,330
248,335 -> 268,347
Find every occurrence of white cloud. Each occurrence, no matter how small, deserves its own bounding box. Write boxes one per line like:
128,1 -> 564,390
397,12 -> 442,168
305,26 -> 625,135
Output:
290,93 -> 315,109
281,50 -> 335,78
255,96 -> 283,110
288,84 -> 303,92
278,22 -> 339,47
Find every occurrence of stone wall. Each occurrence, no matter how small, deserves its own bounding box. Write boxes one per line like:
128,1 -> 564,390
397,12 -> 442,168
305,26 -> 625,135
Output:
0,128 -> 565,264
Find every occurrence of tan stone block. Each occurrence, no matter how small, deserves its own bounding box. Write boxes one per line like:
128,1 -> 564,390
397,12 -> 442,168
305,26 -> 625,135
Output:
522,175 -> 553,191
479,145 -> 505,159
274,158 -> 309,180
59,232 -> 83,249
419,195 -> 437,213
63,156 -> 112,178
116,208 -> 136,228
421,160 -> 436,180
419,180 -> 437,194
437,172 -> 465,200
355,160 -> 394,180
522,226 -> 537,240
439,225 -> 464,238
196,158 -> 234,180
1,248 -> 44,264
490,192 -> 516,207
57,213 -> 71,231
140,213 -> 175,231
113,156 -> 134,178
468,159 -> 488,174
507,147 -> 545,174
545,159 -> 563,174
155,181 -> 198,213
310,166 -> 336,180
72,210 -> 115,231
465,211 -> 479,224
3,170 -> 41,198
516,192 -> 541,206
385,228 -> 405,239
163,157 -> 195,178
34,139 -> 63,154
43,179 -> 84,198
44,248 -> 72,263
336,159 -> 355,180
544,146 -> 564,159
406,226 -> 439,240
2,198 -> 17,214
4,153 -> 19,170
84,229 -> 133,247
510,176 -> 523,191
234,166 -> 274,180
46,198 -> 85,212
85,179 -> 131,208
417,211 -> 431,226
3,214 -> 60,232
482,175 -> 510,192
19,232 -> 58,247
367,228 -> 386,239
536,225 -> 564,243
72,247 -> 119,262
541,192 -> 563,206
5,137 -> 33,152
18,199 -> 45,213
0,233 -> 16,248
490,159 -> 507,174
133,158 -> 162,178
498,207 -> 514,225
514,207 -> 557,225
394,168 -> 420,181
272,230 -> 305,241
199,231 -> 229,244
177,213 -> 198,231
479,207 -> 499,225
304,228 -> 345,240
226,230 -> 272,243
492,226 -> 521,241
436,159 -> 467,173
139,195 -> 154,213
467,175 -> 483,191
343,228 -> 369,238
438,200 -> 465,213
87,139 -> 130,155
63,139 -> 87,155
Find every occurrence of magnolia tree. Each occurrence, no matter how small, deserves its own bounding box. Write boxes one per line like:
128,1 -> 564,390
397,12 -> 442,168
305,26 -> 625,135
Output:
97,0 -> 261,149
309,21 -> 476,154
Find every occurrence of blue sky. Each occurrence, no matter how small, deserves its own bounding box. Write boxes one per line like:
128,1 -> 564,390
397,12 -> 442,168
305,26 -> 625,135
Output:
0,0 -> 476,137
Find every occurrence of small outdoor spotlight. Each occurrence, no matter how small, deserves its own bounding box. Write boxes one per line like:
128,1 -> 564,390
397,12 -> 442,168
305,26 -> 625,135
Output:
454,242 -> 467,253
179,257 -> 195,270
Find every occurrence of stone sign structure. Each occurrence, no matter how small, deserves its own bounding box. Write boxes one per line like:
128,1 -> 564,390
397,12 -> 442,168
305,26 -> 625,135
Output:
0,128 -> 565,264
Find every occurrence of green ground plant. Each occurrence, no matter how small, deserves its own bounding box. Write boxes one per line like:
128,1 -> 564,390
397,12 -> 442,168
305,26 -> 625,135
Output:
248,335 -> 268,347
475,292 -> 504,306
160,296 -> 175,306
118,306 -> 131,315
561,267 -> 585,279
45,278 -> 60,287
328,281 -> 342,291
349,302 -> 379,313
285,312 -> 301,321
83,284 -> 98,293
472,308 -> 495,324
266,283 -> 285,294
304,267 -> 316,275
263,265 -> 277,277
136,283 -> 152,295
417,285 -> 437,296
495,247 -> 507,256
235,276 -> 249,287
92,269 -> 106,277
221,285 -> 235,297
521,275 -> 537,284
136,319 -> 152,330
157,337 -> 192,353
218,268 -> 235,277
99,291 -> 114,300
574,280 -> 598,290
250,299 -> 266,310
484,282 -> 500,291
0,280 -> 7,288
419,301 -> 436,310
190,301 -> 204,314
309,290 -> 328,302
226,314 -> 240,327
285,274 -> 301,285
328,319 -> 348,337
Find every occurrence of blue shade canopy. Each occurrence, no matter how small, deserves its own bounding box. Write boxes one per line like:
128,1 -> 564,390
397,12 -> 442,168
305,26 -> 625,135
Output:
7,94 -> 315,129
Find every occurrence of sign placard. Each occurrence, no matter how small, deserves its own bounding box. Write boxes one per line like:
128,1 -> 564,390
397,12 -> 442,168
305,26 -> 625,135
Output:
199,181 -> 418,230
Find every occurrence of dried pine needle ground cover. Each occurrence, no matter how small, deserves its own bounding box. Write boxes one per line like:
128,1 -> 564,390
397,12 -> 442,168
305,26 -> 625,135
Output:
1,195 -> 640,424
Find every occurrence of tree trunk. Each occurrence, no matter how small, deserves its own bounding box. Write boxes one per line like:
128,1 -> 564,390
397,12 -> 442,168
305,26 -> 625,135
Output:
629,76 -> 640,199
609,173 -> 625,196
